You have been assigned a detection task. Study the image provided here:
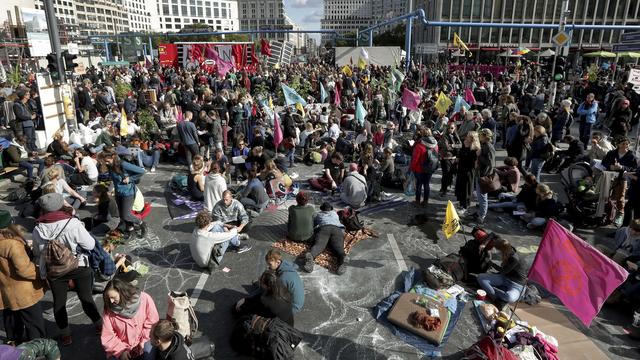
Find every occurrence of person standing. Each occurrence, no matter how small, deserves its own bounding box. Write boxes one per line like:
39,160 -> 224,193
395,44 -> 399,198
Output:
471,129 -> 496,224
0,225 -> 46,343
12,90 -> 36,150
439,123 -> 462,196
577,93 -> 599,150
176,111 -> 200,166
455,132 -> 480,215
32,193 -> 102,346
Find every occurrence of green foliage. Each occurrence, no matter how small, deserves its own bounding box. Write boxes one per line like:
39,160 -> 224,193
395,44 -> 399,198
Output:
373,24 -> 406,49
114,82 -> 132,103
335,32 -> 357,47
254,82 -> 270,99
7,65 -> 23,88
136,109 -> 159,141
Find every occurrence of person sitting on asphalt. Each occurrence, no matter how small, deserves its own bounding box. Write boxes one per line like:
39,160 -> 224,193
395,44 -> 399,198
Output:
265,249 -> 305,314
303,202 -> 348,275
234,270 -> 294,326
340,163 -> 367,208
204,162 -> 227,212
149,320 -> 194,360
309,151 -> 345,192
0,339 -> 61,360
520,184 -> 562,229
187,155 -> 205,202
477,237 -> 526,309
0,135 -> 44,180
287,192 -> 315,242
238,168 -> 269,213
101,278 -> 159,360
131,141 -> 161,173
191,211 -> 251,272
493,157 -> 521,195
489,173 -> 539,213
212,190 -> 250,233
69,148 -> 99,186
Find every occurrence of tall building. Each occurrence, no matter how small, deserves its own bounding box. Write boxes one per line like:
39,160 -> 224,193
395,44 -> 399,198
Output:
413,0 -> 640,61
373,0 -> 407,21
238,0 -> 289,41
125,0 -> 157,32
0,0 -> 35,26
155,0 -> 238,32
321,0 -> 374,44
33,0 -> 80,43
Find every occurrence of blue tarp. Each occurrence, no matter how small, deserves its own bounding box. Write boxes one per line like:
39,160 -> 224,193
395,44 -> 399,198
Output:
373,267 -> 467,358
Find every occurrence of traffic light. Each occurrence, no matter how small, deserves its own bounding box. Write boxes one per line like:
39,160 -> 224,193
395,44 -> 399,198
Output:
62,50 -> 78,72
46,52 -> 60,81
554,56 -> 567,81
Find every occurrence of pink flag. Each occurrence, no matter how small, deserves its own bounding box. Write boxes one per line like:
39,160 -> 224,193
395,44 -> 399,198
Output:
205,45 -> 219,61
273,111 -> 283,149
402,88 -> 421,111
334,87 -> 341,106
464,88 -> 476,105
217,58 -> 234,77
528,220 -> 629,326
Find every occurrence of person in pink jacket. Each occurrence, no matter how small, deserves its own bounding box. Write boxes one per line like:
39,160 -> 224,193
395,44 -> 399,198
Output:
101,279 -> 159,360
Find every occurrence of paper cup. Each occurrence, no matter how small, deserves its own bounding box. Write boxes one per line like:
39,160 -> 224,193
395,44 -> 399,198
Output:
476,289 -> 487,301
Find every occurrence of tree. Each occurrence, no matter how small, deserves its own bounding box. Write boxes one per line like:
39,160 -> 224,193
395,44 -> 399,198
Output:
373,24 -> 406,49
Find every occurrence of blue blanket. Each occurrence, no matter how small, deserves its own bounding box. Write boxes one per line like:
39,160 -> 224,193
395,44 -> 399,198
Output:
373,268 -> 467,358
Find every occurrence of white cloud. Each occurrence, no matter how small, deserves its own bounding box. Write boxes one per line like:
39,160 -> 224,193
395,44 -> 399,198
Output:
301,9 -> 323,24
291,0 -> 323,8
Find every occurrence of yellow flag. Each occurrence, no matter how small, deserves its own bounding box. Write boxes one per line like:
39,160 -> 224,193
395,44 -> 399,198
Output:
342,65 -> 353,77
358,57 -> 367,70
442,200 -> 461,239
274,62 -> 280,69
453,32 -> 470,52
120,108 -> 128,137
295,102 -> 305,117
268,95 -> 274,109
435,92 -> 452,115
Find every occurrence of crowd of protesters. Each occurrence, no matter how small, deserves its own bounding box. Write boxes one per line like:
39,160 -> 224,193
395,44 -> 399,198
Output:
1,53 -> 640,358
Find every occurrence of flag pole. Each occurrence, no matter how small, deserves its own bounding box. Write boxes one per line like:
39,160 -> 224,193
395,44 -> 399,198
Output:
498,278 -> 529,345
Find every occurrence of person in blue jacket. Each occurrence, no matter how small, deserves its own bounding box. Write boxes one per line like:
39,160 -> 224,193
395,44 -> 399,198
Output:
265,249 -> 304,314
103,150 -> 147,238
577,93 -> 599,150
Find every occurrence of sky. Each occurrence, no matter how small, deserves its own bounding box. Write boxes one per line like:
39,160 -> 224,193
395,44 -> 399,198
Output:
284,0 -> 324,43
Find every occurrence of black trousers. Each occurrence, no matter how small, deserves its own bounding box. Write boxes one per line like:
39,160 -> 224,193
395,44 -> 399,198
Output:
440,159 -> 456,193
115,193 -> 141,229
49,267 -> 101,333
185,143 -> 199,165
310,225 -> 345,264
2,302 -> 46,342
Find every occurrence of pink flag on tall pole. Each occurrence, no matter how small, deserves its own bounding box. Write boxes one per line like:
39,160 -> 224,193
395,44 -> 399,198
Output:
402,88 -> 421,111
528,220 -> 629,326
217,58 -> 234,77
334,87 -> 341,106
273,111 -> 283,149
464,88 -> 476,105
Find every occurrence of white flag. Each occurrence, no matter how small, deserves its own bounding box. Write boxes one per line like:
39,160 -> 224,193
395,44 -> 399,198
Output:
360,47 -> 369,60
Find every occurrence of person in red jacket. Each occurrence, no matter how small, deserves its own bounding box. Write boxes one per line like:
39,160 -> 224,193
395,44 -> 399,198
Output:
410,129 -> 439,207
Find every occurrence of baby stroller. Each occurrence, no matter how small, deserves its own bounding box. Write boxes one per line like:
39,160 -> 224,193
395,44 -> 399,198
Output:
560,162 -> 606,227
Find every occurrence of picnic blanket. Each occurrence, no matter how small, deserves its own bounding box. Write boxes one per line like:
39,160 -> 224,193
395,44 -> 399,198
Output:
166,191 -> 204,220
272,228 -> 378,272
373,268 -> 466,358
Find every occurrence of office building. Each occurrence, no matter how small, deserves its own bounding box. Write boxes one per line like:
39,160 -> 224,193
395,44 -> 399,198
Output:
321,0 -> 374,44
156,0 -> 238,32
125,0 -> 157,32
413,0 -> 640,60
238,0 -> 289,41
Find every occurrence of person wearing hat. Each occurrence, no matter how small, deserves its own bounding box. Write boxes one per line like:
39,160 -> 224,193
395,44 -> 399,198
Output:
32,193 -> 102,345
303,202 -> 348,275
608,98 -> 633,139
409,129 -> 438,207
340,163 -> 367,208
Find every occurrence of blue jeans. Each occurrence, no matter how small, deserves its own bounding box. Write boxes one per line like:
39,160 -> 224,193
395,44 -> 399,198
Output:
210,223 -> 240,264
530,158 -> 545,182
138,150 -> 160,169
414,172 -> 433,204
240,197 -> 268,212
579,122 -> 592,149
287,148 -> 295,166
109,341 -> 156,360
475,177 -> 488,220
19,158 -> 45,179
477,273 -> 525,303
22,126 -> 37,152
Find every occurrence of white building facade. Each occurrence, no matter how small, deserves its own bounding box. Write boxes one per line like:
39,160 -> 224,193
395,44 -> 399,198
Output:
238,0 -> 289,41
321,0 -> 374,44
155,0 -> 238,32
125,0 -> 157,32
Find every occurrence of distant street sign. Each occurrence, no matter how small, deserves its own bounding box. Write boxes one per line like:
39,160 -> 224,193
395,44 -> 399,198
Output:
622,31 -> 640,43
613,43 -> 640,52
415,43 -> 438,54
67,43 -> 79,55
552,31 -> 570,47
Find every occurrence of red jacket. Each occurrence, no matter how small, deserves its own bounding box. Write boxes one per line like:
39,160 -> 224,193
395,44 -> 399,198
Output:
410,142 -> 427,173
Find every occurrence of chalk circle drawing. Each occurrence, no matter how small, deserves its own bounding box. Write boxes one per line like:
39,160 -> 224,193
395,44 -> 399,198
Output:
43,293 -> 102,321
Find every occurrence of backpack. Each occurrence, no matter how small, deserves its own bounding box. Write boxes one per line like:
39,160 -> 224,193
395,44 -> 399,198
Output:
462,336 -> 518,360
43,218 -> 78,279
422,264 -> 455,289
170,174 -> 188,193
337,207 -> 364,232
435,253 -> 467,282
167,291 -> 199,345
459,239 -> 492,276
540,142 -> 554,161
423,148 -> 439,174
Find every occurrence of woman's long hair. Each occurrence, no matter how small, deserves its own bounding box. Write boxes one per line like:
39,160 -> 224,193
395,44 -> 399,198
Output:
103,278 -> 140,311
494,237 -> 515,266
260,270 -> 290,302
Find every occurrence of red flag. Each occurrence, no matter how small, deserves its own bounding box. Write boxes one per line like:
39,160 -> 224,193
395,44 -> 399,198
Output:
528,220 -> 629,326
232,44 -> 245,69
273,111 -> 283,149
189,44 -> 204,62
401,88 -> 421,111
158,44 -> 178,67
334,87 -> 341,106
260,38 -> 272,57
250,44 -> 259,65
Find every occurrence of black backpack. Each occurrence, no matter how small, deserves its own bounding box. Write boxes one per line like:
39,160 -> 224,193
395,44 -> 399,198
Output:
337,207 -> 364,232
459,239 -> 492,276
422,148 -> 439,174
435,253 -> 467,282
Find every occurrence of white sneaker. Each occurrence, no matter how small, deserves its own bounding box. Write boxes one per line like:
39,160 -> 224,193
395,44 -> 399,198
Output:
238,233 -> 250,241
290,172 -> 299,179
458,208 -> 466,216
150,167 -> 156,173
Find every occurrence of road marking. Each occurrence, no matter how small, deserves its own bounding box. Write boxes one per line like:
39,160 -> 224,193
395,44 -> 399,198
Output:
190,271 -> 209,307
150,202 -> 168,208
387,233 -> 407,271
